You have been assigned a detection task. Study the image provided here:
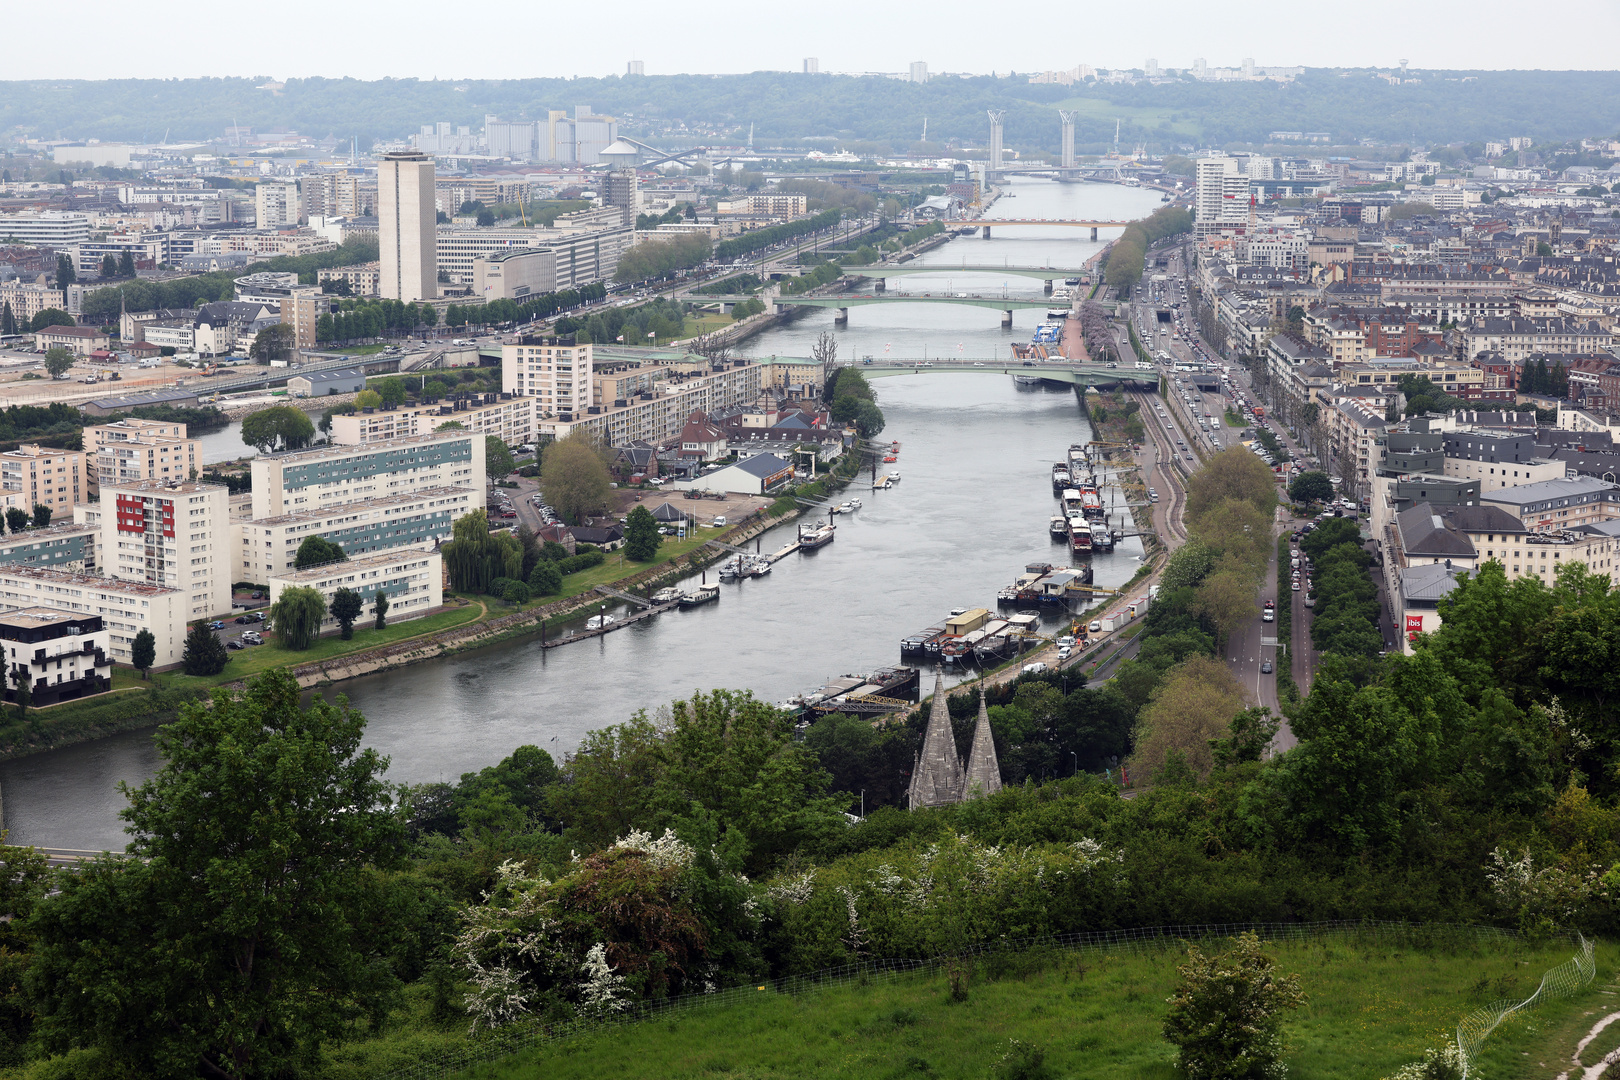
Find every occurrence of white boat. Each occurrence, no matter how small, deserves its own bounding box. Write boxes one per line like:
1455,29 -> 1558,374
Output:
850,498 -> 862,509
585,614 -> 617,630
838,502 -> 854,512
650,587 -> 682,604
888,472 -> 901,482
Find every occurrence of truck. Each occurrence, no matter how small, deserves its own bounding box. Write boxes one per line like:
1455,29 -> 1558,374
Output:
1252,405 -> 1266,420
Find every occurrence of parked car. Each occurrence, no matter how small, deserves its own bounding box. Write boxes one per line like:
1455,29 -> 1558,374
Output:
226,640 -> 245,650
1088,619 -> 1103,633
208,621 -> 225,630
234,615 -> 252,624
242,631 -> 264,645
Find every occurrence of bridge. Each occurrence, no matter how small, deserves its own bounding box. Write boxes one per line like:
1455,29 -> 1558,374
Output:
845,264 -> 1092,291
698,292 -> 1062,327
835,359 -> 1159,388
951,219 -> 1133,239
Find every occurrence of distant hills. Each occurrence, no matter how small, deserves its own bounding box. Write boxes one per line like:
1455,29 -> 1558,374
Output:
3,70 -> 1618,157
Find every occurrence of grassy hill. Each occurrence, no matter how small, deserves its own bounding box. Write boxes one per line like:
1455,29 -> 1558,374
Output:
441,933 -> 1617,1080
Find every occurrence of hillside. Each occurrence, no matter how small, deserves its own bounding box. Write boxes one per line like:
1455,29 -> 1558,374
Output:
434,933 -> 1616,1080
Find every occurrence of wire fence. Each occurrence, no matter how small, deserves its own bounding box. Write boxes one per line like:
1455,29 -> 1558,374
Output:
1456,933 -> 1596,1080
375,920 -> 1580,1080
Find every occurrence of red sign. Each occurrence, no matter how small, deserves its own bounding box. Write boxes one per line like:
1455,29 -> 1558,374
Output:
1405,615 -> 1424,633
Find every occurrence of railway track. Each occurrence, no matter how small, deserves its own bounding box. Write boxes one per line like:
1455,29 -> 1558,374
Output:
1126,384 -> 1190,545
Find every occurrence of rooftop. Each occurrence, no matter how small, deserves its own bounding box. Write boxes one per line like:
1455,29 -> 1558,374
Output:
273,548 -> 438,585
0,607 -> 85,629
102,479 -> 225,497
248,485 -> 473,527
0,563 -> 179,596
260,430 -> 473,465
1481,475 -> 1617,507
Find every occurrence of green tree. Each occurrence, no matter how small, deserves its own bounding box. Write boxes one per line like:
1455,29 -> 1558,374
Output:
181,621 -> 228,676
441,510 -> 522,593
9,663 -> 30,721
250,322 -> 296,364
270,586 -> 328,650
372,589 -> 389,630
375,377 -> 406,408
485,436 -> 516,481
501,580 -> 532,605
42,346 -> 74,379
241,405 -> 315,453
623,505 -> 660,561
1288,470 -> 1334,505
30,504 -> 51,528
330,587 -> 364,640
1,302 -> 15,336
118,248 -> 135,277
528,560 -> 562,596
353,389 -> 382,409
100,254 -> 117,278
28,308 -> 74,332
27,670 -> 403,1079
541,429 -> 611,525
55,253 -> 74,288
1162,932 -> 1305,1080
1537,241 -> 1554,257
294,534 -> 346,569
131,628 -> 156,680
3,509 -> 26,535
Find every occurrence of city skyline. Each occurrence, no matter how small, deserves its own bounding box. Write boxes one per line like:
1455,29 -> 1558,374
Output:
11,0 -> 1620,81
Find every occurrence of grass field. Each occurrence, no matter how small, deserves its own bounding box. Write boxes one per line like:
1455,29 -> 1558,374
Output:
448,934 -> 1616,1080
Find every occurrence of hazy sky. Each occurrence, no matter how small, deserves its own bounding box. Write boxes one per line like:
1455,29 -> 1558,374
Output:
15,0 -> 1620,81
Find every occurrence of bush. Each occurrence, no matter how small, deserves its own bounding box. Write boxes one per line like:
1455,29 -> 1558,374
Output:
528,562 -> 562,596
1162,932 -> 1304,1080
557,551 -> 605,575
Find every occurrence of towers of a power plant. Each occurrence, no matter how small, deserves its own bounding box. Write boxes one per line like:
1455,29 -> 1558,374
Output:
987,111 -> 1004,171
378,150 -> 437,301
1058,110 -> 1076,168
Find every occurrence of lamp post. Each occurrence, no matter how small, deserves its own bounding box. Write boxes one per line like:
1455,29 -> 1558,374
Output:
1071,751 -> 1078,777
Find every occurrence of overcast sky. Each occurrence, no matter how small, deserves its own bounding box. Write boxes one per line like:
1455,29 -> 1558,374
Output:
14,0 -> 1620,81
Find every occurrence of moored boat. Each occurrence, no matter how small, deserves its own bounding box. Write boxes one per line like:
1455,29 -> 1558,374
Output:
799,522 -> 836,550
678,585 -> 720,608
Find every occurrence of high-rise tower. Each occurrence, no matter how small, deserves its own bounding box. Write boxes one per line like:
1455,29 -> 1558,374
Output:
987,111 -> 1005,173
378,150 -> 437,301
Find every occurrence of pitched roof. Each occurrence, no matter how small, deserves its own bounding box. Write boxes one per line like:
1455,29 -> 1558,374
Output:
733,453 -> 792,478
1396,503 -> 1476,559
961,684 -> 1002,799
1401,561 -> 1464,603
908,671 -> 964,810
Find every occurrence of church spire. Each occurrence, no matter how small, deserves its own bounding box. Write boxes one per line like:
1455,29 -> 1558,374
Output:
961,682 -> 1002,799
908,670 -> 964,809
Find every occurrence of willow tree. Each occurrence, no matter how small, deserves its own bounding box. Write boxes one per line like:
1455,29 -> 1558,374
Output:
441,510 -> 522,594
270,586 -> 328,650
541,431 -> 611,526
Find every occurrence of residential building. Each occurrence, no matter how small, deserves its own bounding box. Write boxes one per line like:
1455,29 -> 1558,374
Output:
232,486 -> 473,582
255,182 -> 304,228
909,61 -> 929,84
32,325 -> 107,356
471,248 -> 557,301
1483,475 -> 1620,532
0,280 -> 66,325
675,411 -> 728,460
267,549 -> 443,631
502,337 -> 593,419
249,431 -> 484,519
378,150 -> 438,302
1464,317 -> 1611,365
0,212 -> 91,248
84,419 -> 200,493
0,566 -> 184,668
1338,357 -> 1484,396
0,523 -> 98,573
316,262 -> 381,296
329,394 -> 536,448
1194,155 -> 1250,239
102,479 -> 231,620
1325,398 -> 1388,501
437,224 -> 633,287
538,356 -> 765,445
1,444 -> 87,517
1441,429 -> 1564,490
279,290 -> 329,349
0,608 -> 111,706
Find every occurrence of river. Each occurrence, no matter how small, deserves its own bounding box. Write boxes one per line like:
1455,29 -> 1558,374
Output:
0,177 -> 1165,851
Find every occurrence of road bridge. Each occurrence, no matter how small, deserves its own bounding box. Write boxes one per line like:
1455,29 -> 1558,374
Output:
846,264 -> 1092,292
698,292 -> 1060,327
834,359 -> 1159,388
952,219 -> 1132,240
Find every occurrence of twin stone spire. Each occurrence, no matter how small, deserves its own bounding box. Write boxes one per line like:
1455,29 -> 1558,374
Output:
907,671 -> 1002,809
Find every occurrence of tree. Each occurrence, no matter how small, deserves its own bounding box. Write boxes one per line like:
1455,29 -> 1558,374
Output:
131,628 -> 156,680
28,308 -> 73,332
181,621 -> 228,677
250,322 -> 296,364
330,587 -> 363,639
485,436 -> 516,481
1,302 -> 15,336
1537,241 -> 1554,257
42,346 -> 74,379
27,670 -> 403,1078
541,430 -> 611,525
241,405 -> 315,453
811,330 -> 838,388
30,504 -> 50,528
55,253 -> 74,288
100,254 -> 117,278
375,377 -> 406,408
1162,932 -> 1305,1080
3,509 -> 26,535
294,534 -> 346,569
528,560 -> 562,596
119,248 -> 135,277
624,505 -> 660,561
501,580 -> 532,605
372,589 -> 389,630
9,663 -> 29,721
1288,470 -> 1334,505
441,510 -> 522,593
270,586 -> 328,650
1131,654 -> 1247,782
353,389 -> 382,409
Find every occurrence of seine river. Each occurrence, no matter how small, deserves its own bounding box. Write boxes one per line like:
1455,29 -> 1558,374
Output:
0,177 -> 1165,850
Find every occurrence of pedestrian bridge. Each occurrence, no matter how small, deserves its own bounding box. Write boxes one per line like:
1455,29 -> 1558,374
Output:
835,359 -> 1159,388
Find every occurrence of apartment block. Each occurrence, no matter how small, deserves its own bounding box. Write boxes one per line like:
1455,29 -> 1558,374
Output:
0,608 -> 112,706
231,485 -> 475,582
0,281 -> 67,325
0,565 -> 185,668
268,549 -> 443,631
0,444 -> 88,518
538,359 -> 765,445
84,419 -> 200,493
316,262 -> 381,296
255,182 -> 304,228
249,432 -> 484,519
0,523 -> 99,573
329,394 -> 536,448
502,337 -> 592,419
1482,475 -> 1620,533
102,480 -> 231,621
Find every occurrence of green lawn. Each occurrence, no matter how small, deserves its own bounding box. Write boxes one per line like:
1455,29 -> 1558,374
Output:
160,603 -> 486,690
450,934 -> 1615,1080
338,344 -> 389,356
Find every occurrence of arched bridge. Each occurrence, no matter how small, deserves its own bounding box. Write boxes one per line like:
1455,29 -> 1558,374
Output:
836,359 -> 1159,388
